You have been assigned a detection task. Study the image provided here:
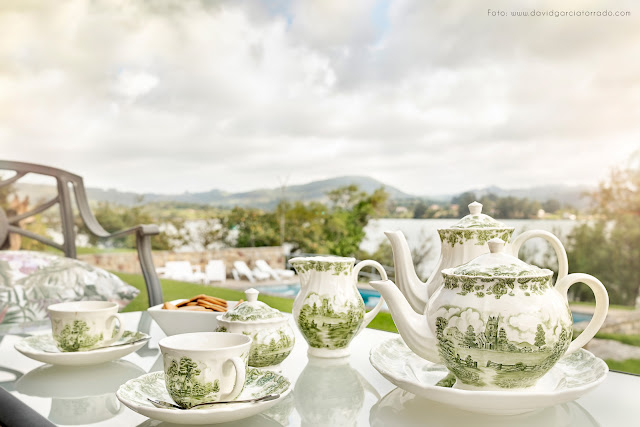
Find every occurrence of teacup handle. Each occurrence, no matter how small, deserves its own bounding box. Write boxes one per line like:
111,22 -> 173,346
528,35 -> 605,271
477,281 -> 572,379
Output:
511,230 -> 569,281
555,273 -> 609,355
221,357 -> 246,400
103,313 -> 124,346
354,260 -> 388,333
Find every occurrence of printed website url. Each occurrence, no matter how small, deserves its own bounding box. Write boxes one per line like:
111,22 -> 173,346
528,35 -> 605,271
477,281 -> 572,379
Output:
488,9 -> 631,18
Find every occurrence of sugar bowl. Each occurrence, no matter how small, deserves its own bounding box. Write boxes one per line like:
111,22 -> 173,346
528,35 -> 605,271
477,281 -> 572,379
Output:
217,288 -> 295,369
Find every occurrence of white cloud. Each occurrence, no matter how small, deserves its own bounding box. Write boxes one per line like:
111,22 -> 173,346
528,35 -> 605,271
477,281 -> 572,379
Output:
112,70 -> 159,101
435,307 -> 484,332
1,0 -> 639,194
507,311 -> 553,343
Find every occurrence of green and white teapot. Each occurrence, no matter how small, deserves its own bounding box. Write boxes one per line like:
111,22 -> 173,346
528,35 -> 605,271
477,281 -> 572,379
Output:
370,238 -> 608,391
387,201 -> 569,313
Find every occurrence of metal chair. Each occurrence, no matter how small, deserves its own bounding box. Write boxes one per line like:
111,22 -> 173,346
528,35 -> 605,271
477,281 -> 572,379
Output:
0,160 -> 163,306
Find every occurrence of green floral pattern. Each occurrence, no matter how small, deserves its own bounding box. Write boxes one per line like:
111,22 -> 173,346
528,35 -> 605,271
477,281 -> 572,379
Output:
54,319 -> 104,352
451,214 -> 508,229
221,304 -> 283,322
16,330 -> 149,353
0,251 -> 138,331
249,327 -> 295,367
290,260 -> 353,276
370,337 -> 607,394
442,275 -> 552,299
164,356 -> 220,408
450,265 -> 547,277
118,368 -> 290,409
438,229 -> 513,247
434,308 -> 572,389
297,292 -> 364,349
216,325 -> 295,367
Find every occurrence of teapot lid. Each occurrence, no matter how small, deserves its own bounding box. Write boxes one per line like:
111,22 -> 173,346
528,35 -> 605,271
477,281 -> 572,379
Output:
449,202 -> 510,229
445,238 -> 553,277
220,288 -> 285,322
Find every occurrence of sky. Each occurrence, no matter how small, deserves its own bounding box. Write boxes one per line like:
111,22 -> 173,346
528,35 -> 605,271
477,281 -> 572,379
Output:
1,0 -> 639,196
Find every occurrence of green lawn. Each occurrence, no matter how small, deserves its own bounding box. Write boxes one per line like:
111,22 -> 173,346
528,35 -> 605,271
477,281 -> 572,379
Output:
116,273 -> 640,374
605,359 -> 640,374
594,332 -> 640,348
571,301 -> 636,311
115,272 -> 400,333
77,247 -> 137,255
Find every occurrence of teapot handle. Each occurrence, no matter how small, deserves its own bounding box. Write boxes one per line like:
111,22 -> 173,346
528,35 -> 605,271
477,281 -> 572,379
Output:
511,230 -> 569,281
555,273 -> 609,355
354,260 -> 388,333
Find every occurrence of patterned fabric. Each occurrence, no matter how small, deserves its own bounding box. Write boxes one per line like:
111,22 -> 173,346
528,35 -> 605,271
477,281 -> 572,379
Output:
0,251 -> 139,332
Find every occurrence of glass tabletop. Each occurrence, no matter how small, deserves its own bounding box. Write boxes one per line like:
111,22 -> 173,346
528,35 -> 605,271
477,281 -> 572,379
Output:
1,311 -> 638,426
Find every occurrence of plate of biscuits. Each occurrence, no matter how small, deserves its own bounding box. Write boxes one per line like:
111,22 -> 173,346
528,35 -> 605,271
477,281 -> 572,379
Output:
148,294 -> 239,336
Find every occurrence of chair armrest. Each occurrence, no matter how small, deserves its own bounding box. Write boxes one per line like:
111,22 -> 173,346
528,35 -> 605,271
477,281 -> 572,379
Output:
84,223 -> 160,240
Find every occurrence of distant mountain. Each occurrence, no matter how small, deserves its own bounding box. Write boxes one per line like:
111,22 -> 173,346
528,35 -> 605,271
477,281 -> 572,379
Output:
13,178 -> 592,210
432,185 -> 593,209
14,176 -> 413,209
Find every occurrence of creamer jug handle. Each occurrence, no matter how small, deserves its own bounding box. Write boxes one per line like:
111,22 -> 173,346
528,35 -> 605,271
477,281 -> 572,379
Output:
354,260 -> 388,333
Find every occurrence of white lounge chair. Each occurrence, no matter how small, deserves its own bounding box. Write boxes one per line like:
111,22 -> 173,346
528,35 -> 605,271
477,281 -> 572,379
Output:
232,261 -> 269,283
157,261 -> 206,283
255,259 -> 295,281
204,260 -> 226,284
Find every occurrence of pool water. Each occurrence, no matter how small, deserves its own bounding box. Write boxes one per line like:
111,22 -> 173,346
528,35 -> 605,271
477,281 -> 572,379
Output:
572,312 -> 593,323
254,284 -> 594,324
254,284 -> 383,308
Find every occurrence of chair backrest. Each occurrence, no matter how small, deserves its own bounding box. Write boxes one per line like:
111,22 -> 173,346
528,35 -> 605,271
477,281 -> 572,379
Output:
233,260 -> 253,275
255,259 -> 272,272
0,160 -> 163,306
165,261 -> 193,275
205,260 -> 225,280
0,161 -> 89,257
206,260 -> 225,270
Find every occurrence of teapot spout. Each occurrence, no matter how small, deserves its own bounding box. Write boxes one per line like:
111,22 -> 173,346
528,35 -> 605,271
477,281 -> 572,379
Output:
385,231 -> 427,313
370,280 -> 440,364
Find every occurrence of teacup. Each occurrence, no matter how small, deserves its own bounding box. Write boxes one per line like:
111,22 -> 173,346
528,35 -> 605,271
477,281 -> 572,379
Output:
48,301 -> 124,352
159,332 -> 251,409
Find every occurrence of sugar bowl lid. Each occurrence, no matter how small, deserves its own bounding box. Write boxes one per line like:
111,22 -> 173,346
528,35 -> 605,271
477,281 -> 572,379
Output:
448,201 -> 511,230
444,238 -> 553,278
220,288 -> 285,322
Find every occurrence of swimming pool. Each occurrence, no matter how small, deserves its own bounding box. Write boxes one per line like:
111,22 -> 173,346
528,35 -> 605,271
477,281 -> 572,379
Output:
254,284 -> 383,308
572,312 -> 593,323
254,283 -> 594,323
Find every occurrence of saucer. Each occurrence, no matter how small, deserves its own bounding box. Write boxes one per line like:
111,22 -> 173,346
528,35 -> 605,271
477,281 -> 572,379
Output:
116,368 -> 291,425
370,387 -> 601,427
370,336 -> 608,415
14,331 -> 150,366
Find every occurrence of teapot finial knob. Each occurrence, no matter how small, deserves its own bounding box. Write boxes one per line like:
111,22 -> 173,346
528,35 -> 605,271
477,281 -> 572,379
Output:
245,288 -> 259,302
468,201 -> 483,215
488,238 -> 506,253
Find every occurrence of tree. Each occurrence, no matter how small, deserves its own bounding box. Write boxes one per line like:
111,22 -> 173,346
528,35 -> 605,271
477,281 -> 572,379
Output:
451,192 -> 477,217
498,327 -> 508,350
464,325 -> 477,348
435,317 -> 448,338
413,201 -> 428,219
535,324 -> 546,349
542,199 -> 561,213
223,185 -> 390,257
79,202 -> 175,250
566,153 -> 640,305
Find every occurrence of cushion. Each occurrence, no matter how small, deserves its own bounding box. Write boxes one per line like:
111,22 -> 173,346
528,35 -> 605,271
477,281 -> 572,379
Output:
0,251 -> 139,333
